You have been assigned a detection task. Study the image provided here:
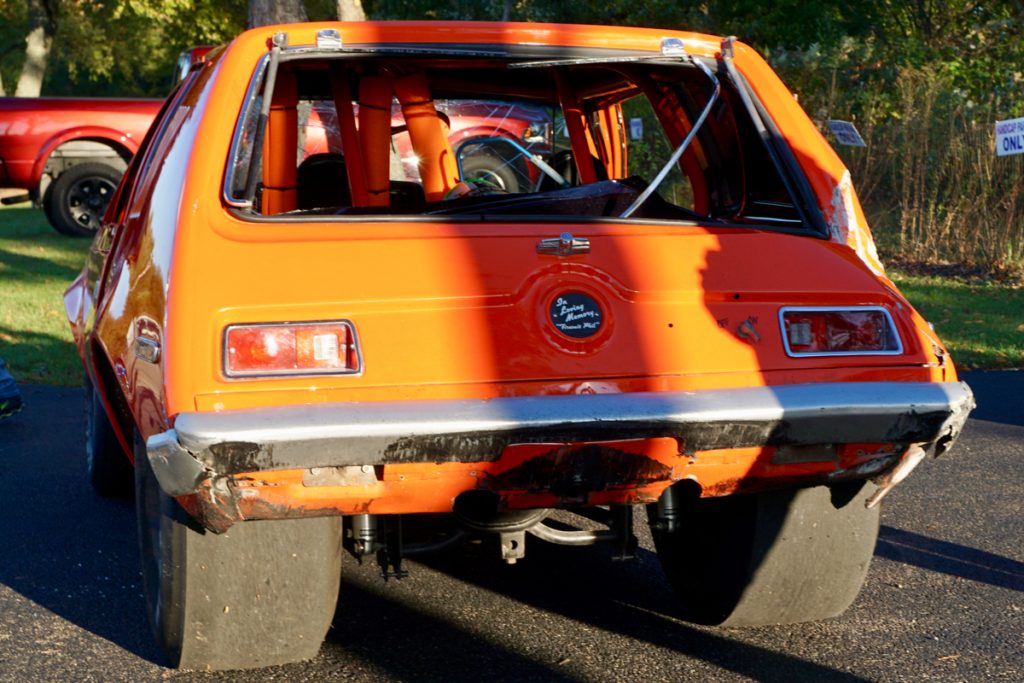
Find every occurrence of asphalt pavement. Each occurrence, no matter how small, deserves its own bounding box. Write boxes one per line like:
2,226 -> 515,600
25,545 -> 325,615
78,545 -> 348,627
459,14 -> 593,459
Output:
0,372 -> 1021,682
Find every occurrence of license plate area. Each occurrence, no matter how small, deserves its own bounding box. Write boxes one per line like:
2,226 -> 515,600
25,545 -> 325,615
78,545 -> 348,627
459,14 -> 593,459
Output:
488,437 -> 683,497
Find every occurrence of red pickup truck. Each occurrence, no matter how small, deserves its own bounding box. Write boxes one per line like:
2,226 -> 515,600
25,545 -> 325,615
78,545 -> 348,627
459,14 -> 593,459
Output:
0,96 -> 162,235
0,48 -> 218,236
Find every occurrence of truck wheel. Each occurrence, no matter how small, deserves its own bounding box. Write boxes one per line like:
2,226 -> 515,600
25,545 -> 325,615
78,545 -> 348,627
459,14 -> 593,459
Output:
649,482 -> 879,627
84,378 -> 133,497
134,436 -> 343,670
44,162 -> 121,237
460,152 -> 521,193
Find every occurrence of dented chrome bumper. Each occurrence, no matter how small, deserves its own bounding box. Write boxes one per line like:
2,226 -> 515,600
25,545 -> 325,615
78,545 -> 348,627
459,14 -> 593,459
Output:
146,381 -> 974,498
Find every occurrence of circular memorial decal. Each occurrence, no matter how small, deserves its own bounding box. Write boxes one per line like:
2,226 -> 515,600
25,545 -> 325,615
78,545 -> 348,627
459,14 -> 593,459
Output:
549,292 -> 603,339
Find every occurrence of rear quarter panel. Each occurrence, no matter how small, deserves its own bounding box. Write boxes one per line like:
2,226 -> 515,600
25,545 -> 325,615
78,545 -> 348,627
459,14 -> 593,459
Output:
89,64 -> 222,441
731,43 -> 885,275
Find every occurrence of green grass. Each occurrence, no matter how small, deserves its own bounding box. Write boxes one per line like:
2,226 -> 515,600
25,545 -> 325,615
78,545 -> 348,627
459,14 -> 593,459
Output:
0,205 -> 90,385
0,205 -> 1020,385
890,272 -> 1024,371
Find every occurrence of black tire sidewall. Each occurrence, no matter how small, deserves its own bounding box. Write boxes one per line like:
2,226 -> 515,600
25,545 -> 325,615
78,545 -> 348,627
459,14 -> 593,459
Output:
650,492 -> 759,624
134,434 -> 189,666
133,433 -> 345,670
650,482 -> 879,626
46,163 -> 122,237
85,378 -> 133,497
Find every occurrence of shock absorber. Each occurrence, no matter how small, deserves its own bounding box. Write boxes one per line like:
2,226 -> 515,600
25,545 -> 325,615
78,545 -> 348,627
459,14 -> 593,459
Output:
653,484 -> 684,534
348,514 -> 385,557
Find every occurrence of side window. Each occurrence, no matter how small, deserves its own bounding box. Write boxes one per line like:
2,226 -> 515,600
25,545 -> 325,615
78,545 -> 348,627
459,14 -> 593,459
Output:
616,94 -> 695,211
229,90 -> 263,199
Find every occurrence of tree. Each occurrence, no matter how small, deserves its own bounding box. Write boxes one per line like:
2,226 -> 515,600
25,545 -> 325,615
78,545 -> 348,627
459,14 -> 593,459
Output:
337,0 -> 366,22
248,0 -> 307,27
13,0 -> 56,96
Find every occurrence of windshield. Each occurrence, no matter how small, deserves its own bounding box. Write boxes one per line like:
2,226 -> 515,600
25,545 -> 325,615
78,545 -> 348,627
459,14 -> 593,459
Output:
225,51 -> 808,229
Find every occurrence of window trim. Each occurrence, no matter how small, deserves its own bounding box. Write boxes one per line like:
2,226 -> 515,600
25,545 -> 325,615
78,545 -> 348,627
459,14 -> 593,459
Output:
223,53 -> 271,209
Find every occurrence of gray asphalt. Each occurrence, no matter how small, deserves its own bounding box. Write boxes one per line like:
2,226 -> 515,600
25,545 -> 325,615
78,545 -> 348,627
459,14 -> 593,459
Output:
0,372 -> 1021,682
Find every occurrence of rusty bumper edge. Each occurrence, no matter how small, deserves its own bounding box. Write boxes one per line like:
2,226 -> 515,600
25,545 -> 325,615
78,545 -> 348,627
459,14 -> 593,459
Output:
145,381 -> 974,498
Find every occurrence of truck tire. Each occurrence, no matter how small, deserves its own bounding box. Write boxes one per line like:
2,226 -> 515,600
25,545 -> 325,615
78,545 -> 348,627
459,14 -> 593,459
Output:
649,482 -> 879,627
460,152 -> 521,193
134,436 -> 343,671
44,162 -> 121,237
84,377 -> 133,497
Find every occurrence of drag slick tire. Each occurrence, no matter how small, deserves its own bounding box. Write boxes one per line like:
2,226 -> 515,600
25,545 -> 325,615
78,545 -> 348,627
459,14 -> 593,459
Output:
134,436 -> 343,670
649,482 -> 879,627
84,377 -> 133,497
44,162 -> 121,237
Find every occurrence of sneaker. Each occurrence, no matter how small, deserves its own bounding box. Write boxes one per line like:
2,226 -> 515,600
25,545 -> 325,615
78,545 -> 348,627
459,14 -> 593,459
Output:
0,395 -> 22,419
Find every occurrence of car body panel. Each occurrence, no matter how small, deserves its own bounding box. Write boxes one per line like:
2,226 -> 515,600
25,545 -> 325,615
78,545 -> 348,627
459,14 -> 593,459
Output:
66,21 -> 969,532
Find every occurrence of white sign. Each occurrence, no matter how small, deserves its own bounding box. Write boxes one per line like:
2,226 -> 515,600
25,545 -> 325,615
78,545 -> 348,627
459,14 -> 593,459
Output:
827,120 -> 866,147
995,117 -> 1024,157
629,117 -> 643,141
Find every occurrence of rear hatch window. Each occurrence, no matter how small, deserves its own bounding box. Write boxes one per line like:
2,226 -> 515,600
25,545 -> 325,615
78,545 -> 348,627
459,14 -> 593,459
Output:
224,46 -> 820,232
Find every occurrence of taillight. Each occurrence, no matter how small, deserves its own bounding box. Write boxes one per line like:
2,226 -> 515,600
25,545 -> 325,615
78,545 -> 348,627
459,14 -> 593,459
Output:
780,307 -> 902,357
224,321 -> 361,378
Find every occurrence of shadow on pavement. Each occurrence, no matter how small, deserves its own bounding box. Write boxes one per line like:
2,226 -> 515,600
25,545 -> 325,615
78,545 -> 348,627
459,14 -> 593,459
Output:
876,525 -> 1024,592
0,385 -> 163,665
962,370 -> 1024,427
327,573 -> 581,682
412,536 -> 869,682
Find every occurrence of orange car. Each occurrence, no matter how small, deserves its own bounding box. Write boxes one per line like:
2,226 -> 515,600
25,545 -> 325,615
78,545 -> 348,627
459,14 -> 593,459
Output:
65,21 -> 974,671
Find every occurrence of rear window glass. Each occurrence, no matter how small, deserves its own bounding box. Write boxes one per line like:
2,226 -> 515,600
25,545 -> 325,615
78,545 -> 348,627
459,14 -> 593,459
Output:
225,52 -> 808,228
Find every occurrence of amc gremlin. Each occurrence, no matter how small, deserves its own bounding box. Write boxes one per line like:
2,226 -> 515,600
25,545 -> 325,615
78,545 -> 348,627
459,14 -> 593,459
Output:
64,21 -> 974,671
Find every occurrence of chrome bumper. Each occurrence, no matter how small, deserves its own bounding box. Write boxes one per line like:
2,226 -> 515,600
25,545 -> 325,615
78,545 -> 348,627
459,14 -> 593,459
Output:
146,381 -> 974,497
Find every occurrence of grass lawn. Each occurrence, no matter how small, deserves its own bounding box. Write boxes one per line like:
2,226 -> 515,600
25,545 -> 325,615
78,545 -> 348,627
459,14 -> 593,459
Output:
888,272 -> 1024,371
0,204 -> 1020,385
0,204 -> 90,385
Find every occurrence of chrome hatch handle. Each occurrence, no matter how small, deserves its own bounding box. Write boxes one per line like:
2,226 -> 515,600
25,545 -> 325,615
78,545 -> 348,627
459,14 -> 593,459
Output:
537,232 -> 590,256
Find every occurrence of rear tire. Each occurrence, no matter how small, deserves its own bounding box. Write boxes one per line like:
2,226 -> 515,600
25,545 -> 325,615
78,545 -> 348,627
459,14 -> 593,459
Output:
134,436 -> 343,670
649,482 -> 879,627
44,163 -> 121,237
84,378 -> 133,497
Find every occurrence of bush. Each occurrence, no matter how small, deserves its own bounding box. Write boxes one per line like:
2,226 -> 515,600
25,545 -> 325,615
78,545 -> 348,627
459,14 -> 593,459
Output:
832,67 -> 1024,271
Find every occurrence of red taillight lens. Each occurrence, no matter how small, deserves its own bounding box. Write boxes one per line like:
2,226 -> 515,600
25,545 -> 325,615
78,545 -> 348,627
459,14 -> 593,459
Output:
224,321 -> 360,377
781,308 -> 901,356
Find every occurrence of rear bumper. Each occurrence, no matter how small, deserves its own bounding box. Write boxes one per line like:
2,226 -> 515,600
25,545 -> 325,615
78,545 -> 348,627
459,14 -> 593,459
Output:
147,381 -> 974,498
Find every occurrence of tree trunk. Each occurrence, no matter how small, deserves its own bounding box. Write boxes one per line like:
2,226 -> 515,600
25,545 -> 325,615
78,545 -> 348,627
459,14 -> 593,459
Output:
337,0 -> 367,22
14,0 -> 57,97
247,0 -> 309,28
502,0 -> 513,21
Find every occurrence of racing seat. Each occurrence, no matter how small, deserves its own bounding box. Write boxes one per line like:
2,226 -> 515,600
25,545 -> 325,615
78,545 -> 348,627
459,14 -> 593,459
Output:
296,153 -> 351,210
